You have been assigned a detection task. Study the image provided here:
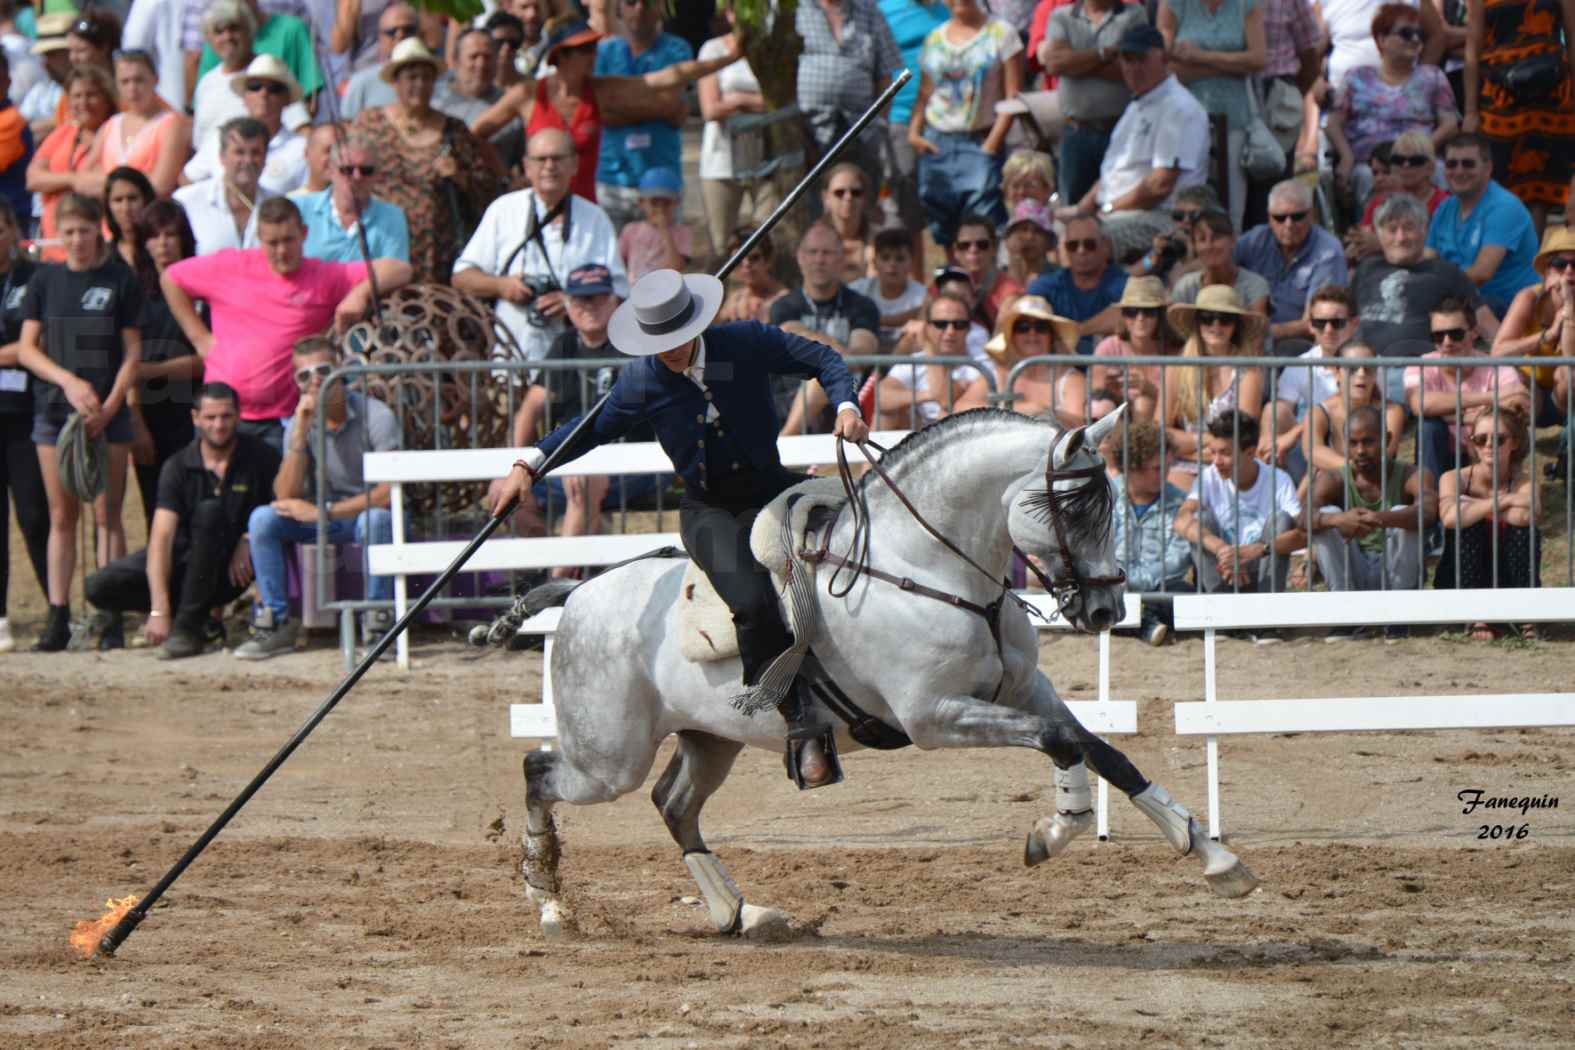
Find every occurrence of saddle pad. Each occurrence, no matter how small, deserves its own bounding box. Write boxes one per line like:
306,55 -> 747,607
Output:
674,477 -> 847,664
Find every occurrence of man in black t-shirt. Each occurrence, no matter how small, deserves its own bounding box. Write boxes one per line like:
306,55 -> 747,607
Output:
85,383 -> 282,659
768,222 -> 880,432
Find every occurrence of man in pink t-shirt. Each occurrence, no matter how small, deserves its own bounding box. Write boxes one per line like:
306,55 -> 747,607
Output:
1403,296 -> 1529,481
161,197 -> 414,450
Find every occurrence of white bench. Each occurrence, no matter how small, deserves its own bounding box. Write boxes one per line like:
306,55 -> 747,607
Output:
1171,589 -> 1575,840
509,591 -> 1142,838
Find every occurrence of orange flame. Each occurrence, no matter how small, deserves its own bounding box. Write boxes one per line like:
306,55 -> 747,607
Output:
69,895 -> 140,958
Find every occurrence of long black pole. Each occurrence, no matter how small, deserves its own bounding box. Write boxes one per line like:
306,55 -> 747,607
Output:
94,68 -> 909,957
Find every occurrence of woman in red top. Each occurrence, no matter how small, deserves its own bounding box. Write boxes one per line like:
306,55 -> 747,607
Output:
473,16 -> 744,201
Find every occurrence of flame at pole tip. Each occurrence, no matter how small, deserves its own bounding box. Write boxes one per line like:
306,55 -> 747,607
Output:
70,896 -> 140,959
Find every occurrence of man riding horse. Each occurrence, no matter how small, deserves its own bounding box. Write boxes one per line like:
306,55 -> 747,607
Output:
490,268 -> 870,789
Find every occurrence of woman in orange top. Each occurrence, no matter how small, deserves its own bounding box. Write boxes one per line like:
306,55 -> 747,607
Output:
26,66 -> 117,262
81,51 -> 190,199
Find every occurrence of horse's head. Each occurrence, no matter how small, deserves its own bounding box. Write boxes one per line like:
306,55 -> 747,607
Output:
1007,405 -> 1128,631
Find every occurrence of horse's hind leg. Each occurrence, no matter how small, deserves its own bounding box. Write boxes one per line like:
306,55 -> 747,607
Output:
652,731 -> 788,936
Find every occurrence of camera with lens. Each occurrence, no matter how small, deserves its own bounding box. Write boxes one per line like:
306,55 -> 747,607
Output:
1151,234 -> 1189,280
521,274 -> 562,327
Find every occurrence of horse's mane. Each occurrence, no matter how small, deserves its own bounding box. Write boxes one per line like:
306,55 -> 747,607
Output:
863,408 -> 1053,488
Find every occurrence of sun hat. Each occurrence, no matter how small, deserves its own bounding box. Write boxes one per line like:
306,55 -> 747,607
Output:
1167,284 -> 1267,342
638,166 -> 682,199
230,54 -> 305,103
543,17 -> 603,61
380,37 -> 444,83
608,269 -> 724,356
1117,276 -> 1169,310
983,295 -> 1081,361
31,13 -> 74,55
1532,225 -> 1575,277
1005,200 -> 1055,237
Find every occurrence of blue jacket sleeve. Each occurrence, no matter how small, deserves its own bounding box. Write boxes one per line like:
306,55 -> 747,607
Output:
736,320 -> 859,409
534,364 -> 651,467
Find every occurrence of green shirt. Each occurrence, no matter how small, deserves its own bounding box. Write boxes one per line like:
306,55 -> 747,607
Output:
1342,461 -> 1408,557
197,14 -> 324,97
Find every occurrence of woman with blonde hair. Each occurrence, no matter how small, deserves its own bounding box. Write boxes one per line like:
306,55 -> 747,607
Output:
956,293 -> 1085,426
1162,284 -> 1266,490
82,50 -> 192,199
1092,276 -> 1177,421
26,65 -> 117,262
1001,149 -> 1055,213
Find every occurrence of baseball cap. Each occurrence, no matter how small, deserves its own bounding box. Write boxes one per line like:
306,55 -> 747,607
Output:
933,265 -> 973,288
1117,24 -> 1167,54
1006,200 -> 1055,237
566,264 -> 615,297
638,166 -> 682,199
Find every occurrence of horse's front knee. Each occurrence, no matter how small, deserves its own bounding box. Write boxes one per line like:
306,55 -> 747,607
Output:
1036,723 -> 1084,768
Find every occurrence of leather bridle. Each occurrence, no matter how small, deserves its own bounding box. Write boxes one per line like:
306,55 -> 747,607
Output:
1031,457 -> 1128,624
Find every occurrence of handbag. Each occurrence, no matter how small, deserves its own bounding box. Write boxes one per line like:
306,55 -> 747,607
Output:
1240,79 -> 1287,181
1498,51 -> 1565,103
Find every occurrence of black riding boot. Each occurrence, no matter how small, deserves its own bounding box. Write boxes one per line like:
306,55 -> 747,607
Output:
779,677 -> 843,790
33,604 -> 71,652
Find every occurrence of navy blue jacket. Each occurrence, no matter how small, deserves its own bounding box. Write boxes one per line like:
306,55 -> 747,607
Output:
534,321 -> 858,495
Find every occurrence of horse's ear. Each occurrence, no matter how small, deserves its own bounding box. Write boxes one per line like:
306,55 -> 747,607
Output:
1083,403 -> 1128,450
1054,425 -> 1086,468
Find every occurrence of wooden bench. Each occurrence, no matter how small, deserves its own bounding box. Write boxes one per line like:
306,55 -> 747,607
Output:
1171,589 -> 1575,840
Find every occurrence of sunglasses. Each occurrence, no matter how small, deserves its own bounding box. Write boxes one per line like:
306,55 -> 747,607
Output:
338,164 -> 376,177
382,24 -> 421,38
1171,209 -> 1204,223
294,362 -> 333,386
246,80 -> 289,95
929,318 -> 970,330
1444,157 -> 1479,170
1270,210 -> 1310,224
1471,431 -> 1512,448
1121,307 -> 1161,319
1430,327 -> 1470,344
1547,256 -> 1575,272
1390,26 -> 1425,42
1064,238 -> 1099,254
492,35 -> 524,48
830,186 -> 864,199
1195,311 -> 1237,327
1013,319 -> 1054,335
1309,315 -> 1349,330
1390,153 -> 1430,168
954,238 -> 993,252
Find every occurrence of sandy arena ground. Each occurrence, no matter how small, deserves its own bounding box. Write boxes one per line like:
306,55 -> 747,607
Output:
2,584 -> 1572,1049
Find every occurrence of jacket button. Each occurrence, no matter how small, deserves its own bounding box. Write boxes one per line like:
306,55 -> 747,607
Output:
697,440 -> 704,447
697,414 -> 705,423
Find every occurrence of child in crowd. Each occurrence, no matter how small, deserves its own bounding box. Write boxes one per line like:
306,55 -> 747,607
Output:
851,228 -> 927,351
1002,199 -> 1056,290
617,166 -> 693,282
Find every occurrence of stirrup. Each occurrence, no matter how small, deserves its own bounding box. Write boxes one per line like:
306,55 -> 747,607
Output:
784,724 -> 843,790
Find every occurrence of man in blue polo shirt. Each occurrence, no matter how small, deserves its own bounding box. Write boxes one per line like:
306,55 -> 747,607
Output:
1426,133 -> 1539,318
1234,178 -> 1347,351
297,132 -> 410,265
594,0 -> 692,231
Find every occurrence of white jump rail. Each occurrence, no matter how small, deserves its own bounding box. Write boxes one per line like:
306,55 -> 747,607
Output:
509,592 -> 1141,838
1172,589 -> 1575,840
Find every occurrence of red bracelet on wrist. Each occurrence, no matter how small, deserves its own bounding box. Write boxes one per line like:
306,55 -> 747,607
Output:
513,459 -> 535,475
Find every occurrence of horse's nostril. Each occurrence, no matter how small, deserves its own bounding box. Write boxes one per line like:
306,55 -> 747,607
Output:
1088,608 -> 1113,631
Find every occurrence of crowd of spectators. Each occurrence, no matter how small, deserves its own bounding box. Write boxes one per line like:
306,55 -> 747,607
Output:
0,0 -> 1571,659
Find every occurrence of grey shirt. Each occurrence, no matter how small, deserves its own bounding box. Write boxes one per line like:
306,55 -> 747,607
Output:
795,0 -> 903,118
281,392 -> 401,505
1045,1 -> 1146,122
342,65 -> 397,120
432,75 -> 501,125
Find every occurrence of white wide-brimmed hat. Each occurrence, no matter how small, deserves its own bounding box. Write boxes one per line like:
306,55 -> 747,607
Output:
230,54 -> 305,103
381,37 -> 444,83
608,269 -> 724,356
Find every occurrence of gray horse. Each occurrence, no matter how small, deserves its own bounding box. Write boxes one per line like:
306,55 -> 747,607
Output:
505,407 -> 1257,937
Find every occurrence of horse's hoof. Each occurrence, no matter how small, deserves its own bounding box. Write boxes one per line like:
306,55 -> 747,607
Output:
1204,857 -> 1260,899
737,904 -> 790,939
1024,810 -> 1092,867
539,900 -> 571,938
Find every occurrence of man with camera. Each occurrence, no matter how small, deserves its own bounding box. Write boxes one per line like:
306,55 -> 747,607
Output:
454,127 -> 629,365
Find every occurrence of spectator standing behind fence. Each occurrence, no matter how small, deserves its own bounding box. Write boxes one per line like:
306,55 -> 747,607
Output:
850,227 -> 928,350
1158,0 -> 1266,231
1325,4 -> 1458,209
454,127 -> 627,365
1308,404 -> 1434,629
1173,410 -> 1305,611
184,56 -> 307,195
84,382 -> 278,659
1493,225 -> 1575,423
1110,418 -> 1193,645
1054,26 -> 1210,267
1404,295 -> 1528,482
1232,180 -> 1348,350
21,15 -> 70,144
876,0 -> 947,277
190,2 -> 311,159
87,51 -> 190,201
1039,0 -> 1145,209
1435,405 -> 1542,640
618,166 -> 691,283
908,0 -> 1021,251
0,198 -> 45,652
1163,285 -> 1267,489
161,196 -> 413,451
16,194 -> 144,653
175,118 -> 277,256
26,66 -> 114,263
716,227 -> 787,324
186,0 -> 323,119
697,2 -> 772,261
1029,215 -> 1127,356
298,131 -> 410,264
340,3 -> 416,119
797,0 -> 903,219
1425,133 -> 1541,318
240,336 -> 402,661
1462,0 -> 1575,234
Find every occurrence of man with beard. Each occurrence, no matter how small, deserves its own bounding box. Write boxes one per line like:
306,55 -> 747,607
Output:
84,383 -> 282,659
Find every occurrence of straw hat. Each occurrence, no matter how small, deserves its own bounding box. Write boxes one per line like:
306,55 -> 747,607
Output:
230,54 -> 305,104
31,13 -> 73,55
1117,275 -> 1168,310
380,37 -> 444,83
1167,284 -> 1266,342
608,269 -> 724,356
1533,225 -> 1575,277
983,295 -> 1081,361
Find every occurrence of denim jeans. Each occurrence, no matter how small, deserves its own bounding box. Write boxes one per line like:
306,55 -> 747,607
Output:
1057,123 -> 1111,207
248,504 -> 395,620
916,128 -> 1005,247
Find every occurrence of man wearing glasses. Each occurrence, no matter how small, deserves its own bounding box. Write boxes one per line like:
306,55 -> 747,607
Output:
183,55 -> 308,195
1425,133 -> 1540,318
342,3 -> 421,119
298,130 -> 410,264
184,0 -> 325,116
1259,284 -> 1355,471
1026,214 -> 1127,356
1233,179 -> 1347,350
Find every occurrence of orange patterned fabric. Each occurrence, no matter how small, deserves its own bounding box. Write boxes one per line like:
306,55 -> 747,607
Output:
1476,0 -> 1575,207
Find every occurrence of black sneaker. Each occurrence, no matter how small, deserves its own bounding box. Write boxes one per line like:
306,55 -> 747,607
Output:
33,605 -> 71,652
1140,619 -> 1170,646
157,627 -> 207,660
97,612 -> 125,651
1383,625 -> 1410,643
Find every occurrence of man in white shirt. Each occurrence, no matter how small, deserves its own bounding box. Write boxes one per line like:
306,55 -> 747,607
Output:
452,127 -> 627,364
190,1 -> 312,156
1174,409 -> 1306,600
174,117 -> 279,255
183,54 -> 307,195
19,13 -> 70,139
1054,24 -> 1209,264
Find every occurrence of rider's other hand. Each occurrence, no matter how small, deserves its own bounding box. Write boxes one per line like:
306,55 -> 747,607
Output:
834,407 -> 869,444
490,463 -> 535,517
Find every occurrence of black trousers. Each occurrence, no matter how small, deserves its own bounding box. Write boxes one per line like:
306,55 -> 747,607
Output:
679,468 -> 805,685
0,414 -> 49,618
134,403 -> 193,529
85,499 -> 247,632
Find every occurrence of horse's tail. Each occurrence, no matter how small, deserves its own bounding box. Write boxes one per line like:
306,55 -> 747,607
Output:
469,579 -> 582,648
